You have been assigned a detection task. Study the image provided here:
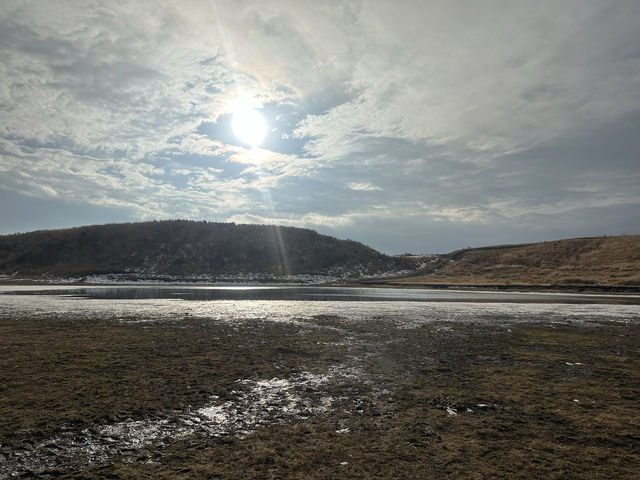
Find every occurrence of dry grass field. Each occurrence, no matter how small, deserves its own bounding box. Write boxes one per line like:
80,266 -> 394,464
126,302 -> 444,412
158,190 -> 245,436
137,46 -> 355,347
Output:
1,312 -> 638,479
383,235 -> 640,290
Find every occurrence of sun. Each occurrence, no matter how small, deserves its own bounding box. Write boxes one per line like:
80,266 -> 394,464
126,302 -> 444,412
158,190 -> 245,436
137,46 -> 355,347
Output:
230,98 -> 267,148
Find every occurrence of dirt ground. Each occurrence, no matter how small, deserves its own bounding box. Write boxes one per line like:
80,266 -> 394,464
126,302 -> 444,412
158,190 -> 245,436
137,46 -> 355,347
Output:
1,313 -> 638,479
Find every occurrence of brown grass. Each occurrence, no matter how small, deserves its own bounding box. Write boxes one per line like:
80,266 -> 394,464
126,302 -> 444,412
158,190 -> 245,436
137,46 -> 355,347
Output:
2,315 -> 639,478
387,235 -> 640,288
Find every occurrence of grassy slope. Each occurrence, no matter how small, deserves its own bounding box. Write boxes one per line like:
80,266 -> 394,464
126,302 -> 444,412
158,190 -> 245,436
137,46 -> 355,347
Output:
386,235 -> 640,288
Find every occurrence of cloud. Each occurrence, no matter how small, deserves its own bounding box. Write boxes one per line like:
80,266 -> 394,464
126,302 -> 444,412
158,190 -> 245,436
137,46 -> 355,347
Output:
227,212 -> 357,230
347,182 -> 382,191
296,1 -> 640,157
0,1 -> 639,252
0,1 -> 280,158
0,137 -> 255,220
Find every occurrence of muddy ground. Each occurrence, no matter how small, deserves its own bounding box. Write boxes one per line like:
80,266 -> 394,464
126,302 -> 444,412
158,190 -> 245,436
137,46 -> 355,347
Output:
1,313 -> 638,479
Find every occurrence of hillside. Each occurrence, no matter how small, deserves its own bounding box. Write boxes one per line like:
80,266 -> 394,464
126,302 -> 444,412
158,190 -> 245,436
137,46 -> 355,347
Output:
378,235 -> 640,291
0,221 -> 411,282
2,225 -> 638,289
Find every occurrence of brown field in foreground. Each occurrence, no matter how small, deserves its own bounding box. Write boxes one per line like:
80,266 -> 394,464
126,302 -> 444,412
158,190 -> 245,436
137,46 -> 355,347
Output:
384,235 -> 640,289
1,313 -> 638,479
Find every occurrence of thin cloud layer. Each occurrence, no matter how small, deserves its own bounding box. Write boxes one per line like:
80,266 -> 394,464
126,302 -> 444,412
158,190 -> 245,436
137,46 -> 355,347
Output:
1,1 -> 639,252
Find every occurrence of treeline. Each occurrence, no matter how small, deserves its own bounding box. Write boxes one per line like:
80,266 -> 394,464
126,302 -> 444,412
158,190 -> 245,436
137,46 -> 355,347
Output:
0,220 -> 412,278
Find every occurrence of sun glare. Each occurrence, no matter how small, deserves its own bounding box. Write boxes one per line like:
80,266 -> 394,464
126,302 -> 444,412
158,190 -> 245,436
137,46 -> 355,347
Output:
231,98 -> 267,148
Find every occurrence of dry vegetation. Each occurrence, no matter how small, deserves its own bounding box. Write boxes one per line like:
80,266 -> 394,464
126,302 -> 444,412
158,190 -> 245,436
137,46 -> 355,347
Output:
1,314 -> 639,478
385,235 -> 640,290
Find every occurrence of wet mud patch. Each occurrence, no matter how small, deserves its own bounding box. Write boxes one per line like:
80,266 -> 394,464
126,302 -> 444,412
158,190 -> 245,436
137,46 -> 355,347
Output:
2,372 -> 339,478
1,315 -> 639,478
0,316 -> 348,477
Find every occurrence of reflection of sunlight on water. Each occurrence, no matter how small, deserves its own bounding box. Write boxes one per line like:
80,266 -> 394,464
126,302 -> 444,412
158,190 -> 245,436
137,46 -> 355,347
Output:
0,291 -> 638,325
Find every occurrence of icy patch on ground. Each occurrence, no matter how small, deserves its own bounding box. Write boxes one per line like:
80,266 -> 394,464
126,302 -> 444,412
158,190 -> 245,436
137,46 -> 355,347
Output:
1,289 -> 638,329
197,373 -> 333,436
0,372 -> 337,478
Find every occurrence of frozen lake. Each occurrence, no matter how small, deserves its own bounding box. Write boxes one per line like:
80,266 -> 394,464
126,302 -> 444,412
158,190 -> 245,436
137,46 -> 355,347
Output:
1,285 -> 639,326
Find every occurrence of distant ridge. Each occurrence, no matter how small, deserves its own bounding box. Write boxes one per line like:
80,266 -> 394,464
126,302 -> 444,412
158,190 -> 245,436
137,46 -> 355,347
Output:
380,235 -> 640,291
0,220 -> 411,282
2,223 -> 638,289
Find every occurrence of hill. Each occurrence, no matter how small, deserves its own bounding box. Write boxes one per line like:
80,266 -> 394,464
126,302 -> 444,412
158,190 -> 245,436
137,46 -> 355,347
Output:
0,221 -> 412,282
374,235 -> 640,291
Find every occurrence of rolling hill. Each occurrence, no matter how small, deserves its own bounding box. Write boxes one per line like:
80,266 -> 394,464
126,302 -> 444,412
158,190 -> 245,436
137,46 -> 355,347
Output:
0,220 -> 412,282
381,235 -> 640,291
1,223 -> 638,289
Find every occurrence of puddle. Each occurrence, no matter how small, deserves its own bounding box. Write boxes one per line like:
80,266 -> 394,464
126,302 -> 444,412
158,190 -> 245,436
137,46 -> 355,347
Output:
0,372 -> 342,478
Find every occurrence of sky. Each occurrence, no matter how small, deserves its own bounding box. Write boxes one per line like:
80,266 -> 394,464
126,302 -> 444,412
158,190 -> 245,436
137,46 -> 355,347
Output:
1,1 -> 639,254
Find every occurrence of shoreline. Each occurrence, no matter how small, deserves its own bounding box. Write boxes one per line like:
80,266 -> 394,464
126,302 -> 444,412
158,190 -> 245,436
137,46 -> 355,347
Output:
2,277 -> 640,295
352,279 -> 640,295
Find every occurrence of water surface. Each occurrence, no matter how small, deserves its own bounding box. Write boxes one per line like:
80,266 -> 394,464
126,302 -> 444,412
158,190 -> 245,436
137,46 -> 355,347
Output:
3,285 -> 639,303
1,285 -> 638,326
